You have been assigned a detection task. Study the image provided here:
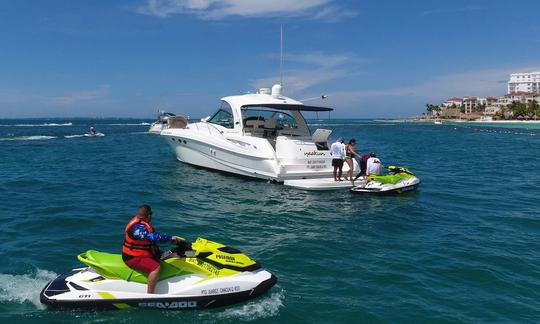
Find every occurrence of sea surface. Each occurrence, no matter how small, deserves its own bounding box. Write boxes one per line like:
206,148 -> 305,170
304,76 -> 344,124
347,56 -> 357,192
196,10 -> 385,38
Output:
1,119 -> 539,323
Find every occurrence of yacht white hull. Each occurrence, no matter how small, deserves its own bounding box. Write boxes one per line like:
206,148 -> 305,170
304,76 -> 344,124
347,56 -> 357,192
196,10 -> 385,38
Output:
171,139 -> 277,179
161,125 -> 354,182
149,123 -> 165,134
163,127 -> 280,180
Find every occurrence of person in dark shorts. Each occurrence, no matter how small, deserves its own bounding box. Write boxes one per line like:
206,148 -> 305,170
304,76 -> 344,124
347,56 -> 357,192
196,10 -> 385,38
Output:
352,152 -> 375,186
330,137 -> 346,181
122,205 -> 183,294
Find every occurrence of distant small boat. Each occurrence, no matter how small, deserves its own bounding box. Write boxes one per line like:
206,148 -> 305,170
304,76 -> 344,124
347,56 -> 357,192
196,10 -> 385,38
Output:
86,132 -> 105,137
434,120 -> 442,125
149,111 -> 177,134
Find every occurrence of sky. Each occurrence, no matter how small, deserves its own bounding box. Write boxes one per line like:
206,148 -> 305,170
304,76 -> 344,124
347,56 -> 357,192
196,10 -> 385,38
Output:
0,0 -> 539,118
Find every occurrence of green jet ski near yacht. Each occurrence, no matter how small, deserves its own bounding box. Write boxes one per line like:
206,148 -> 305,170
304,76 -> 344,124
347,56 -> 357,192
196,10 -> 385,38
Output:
40,238 -> 277,310
350,166 -> 420,194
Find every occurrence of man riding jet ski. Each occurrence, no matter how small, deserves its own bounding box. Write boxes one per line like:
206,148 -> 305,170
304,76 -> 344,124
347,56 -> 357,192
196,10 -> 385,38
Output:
40,206 -> 277,310
87,126 -> 105,137
350,166 -> 420,194
122,205 -> 185,294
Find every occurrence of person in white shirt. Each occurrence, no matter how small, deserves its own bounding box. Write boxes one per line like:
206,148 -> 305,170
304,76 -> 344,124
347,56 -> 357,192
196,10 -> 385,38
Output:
366,153 -> 383,176
330,137 -> 346,181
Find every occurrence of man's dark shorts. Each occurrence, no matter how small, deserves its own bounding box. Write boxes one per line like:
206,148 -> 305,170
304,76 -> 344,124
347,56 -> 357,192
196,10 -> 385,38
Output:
332,158 -> 344,167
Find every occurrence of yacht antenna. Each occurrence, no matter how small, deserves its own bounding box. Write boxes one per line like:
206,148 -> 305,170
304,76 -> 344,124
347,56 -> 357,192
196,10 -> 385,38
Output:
280,24 -> 284,87
300,95 -> 328,102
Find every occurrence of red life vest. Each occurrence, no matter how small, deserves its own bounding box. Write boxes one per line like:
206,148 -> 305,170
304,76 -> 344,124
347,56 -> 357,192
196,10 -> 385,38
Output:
122,215 -> 157,258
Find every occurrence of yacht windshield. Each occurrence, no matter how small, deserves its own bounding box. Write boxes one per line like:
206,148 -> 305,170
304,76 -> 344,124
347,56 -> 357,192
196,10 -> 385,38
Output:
208,102 -> 234,128
241,106 -> 309,138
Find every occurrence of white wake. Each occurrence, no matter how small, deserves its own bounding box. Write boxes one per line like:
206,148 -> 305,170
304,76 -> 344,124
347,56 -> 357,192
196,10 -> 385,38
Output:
0,269 -> 58,309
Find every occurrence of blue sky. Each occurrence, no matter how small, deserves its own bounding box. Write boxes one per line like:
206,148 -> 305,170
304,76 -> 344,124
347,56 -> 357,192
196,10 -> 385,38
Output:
0,0 -> 539,118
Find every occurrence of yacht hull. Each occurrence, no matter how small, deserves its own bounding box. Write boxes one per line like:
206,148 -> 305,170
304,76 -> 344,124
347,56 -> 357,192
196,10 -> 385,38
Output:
161,124 -> 355,182
149,123 -> 165,134
163,132 -> 279,180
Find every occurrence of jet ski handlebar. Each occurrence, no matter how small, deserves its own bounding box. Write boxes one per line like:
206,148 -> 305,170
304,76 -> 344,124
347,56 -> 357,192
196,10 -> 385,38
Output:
161,240 -> 195,260
174,239 -> 193,251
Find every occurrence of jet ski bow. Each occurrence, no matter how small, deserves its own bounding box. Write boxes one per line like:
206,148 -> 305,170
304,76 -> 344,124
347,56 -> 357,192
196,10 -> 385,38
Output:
40,238 -> 277,310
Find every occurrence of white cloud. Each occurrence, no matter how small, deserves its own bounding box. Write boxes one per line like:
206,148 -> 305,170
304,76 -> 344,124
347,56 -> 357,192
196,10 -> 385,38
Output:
310,5 -> 358,22
420,5 -> 483,17
46,87 -> 110,106
321,66 -> 540,108
137,0 -> 356,20
252,52 -> 364,95
0,86 -> 110,107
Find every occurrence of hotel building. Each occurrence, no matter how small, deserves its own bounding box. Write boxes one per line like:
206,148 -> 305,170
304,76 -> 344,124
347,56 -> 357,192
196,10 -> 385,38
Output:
508,72 -> 540,94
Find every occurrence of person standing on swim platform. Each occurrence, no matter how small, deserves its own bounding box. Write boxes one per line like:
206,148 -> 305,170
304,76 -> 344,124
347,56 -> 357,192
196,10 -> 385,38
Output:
330,137 -> 346,181
345,138 -> 359,181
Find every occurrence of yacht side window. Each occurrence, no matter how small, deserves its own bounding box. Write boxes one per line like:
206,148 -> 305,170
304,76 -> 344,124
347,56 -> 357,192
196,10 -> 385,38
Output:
208,101 -> 234,129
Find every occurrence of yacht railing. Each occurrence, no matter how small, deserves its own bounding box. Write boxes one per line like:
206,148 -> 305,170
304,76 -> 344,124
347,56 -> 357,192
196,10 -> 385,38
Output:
195,122 -> 226,138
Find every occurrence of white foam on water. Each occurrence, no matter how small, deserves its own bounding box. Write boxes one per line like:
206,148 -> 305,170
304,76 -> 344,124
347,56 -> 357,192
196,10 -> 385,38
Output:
0,135 -> 57,141
0,122 -> 72,127
308,123 -> 396,127
0,269 -> 58,309
86,132 -> 105,137
105,122 -> 150,126
65,133 -> 105,138
215,290 -> 284,322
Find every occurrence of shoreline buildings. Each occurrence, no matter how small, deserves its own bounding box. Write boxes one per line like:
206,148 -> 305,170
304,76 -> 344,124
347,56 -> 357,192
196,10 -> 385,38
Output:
508,72 -> 540,94
431,72 -> 540,119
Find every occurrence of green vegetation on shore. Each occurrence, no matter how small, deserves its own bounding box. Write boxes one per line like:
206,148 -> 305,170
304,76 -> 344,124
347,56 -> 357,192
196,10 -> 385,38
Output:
424,100 -> 540,120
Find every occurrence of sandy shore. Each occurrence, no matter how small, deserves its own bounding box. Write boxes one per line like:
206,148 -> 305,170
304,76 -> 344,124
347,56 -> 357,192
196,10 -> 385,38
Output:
396,119 -> 540,124
463,120 -> 540,124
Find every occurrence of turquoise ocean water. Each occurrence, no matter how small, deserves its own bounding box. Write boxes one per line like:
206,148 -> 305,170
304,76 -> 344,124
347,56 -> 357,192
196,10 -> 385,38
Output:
1,119 -> 539,323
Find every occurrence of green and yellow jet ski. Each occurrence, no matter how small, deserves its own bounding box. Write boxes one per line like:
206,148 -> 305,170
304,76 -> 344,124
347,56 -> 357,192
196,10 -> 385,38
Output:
350,166 -> 420,194
40,238 -> 277,310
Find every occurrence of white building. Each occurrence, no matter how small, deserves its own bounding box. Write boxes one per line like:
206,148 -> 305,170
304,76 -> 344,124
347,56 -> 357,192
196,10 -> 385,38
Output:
484,106 -> 500,116
442,97 -> 463,107
508,72 -> 540,94
462,97 -> 478,114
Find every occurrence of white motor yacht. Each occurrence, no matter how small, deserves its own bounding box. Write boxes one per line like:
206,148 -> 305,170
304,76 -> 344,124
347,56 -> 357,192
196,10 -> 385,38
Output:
149,111 -> 177,134
160,84 -> 356,182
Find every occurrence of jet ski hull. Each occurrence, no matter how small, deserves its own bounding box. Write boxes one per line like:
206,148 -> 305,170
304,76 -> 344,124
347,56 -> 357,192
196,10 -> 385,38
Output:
40,269 -> 277,310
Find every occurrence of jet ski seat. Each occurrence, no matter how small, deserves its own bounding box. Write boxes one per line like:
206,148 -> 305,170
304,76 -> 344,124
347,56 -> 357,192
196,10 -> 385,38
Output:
78,250 -> 191,284
368,174 -> 405,185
